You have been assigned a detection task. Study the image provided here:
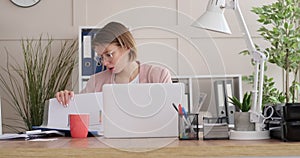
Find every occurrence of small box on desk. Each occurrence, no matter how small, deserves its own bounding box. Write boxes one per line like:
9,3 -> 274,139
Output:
203,117 -> 229,140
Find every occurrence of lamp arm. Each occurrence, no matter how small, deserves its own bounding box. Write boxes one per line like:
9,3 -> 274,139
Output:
228,0 -> 267,130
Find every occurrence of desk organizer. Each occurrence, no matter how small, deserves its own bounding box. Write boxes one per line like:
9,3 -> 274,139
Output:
178,113 -> 199,140
203,117 -> 229,140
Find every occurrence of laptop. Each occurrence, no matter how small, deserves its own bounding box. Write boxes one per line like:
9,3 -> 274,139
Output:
102,83 -> 185,138
34,92 -> 103,135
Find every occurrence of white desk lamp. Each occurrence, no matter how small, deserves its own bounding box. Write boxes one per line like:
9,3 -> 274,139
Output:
192,0 -> 269,140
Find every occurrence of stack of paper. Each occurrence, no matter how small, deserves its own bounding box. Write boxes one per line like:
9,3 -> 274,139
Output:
0,130 -> 64,140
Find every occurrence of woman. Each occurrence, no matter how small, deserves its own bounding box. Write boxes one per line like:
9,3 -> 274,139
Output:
56,22 -> 172,106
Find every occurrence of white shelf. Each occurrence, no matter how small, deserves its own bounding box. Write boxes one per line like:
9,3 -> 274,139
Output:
171,74 -> 242,123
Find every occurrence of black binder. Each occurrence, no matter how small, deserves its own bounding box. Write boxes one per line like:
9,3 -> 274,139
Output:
267,103 -> 300,141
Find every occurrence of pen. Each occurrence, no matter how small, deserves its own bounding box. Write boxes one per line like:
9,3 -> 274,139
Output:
172,103 -> 178,112
178,104 -> 183,115
178,105 -> 190,126
182,106 -> 196,134
182,106 -> 192,125
182,107 -> 188,119
182,107 -> 191,123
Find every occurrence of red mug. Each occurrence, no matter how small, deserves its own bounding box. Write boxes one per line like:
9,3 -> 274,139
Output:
69,113 -> 89,138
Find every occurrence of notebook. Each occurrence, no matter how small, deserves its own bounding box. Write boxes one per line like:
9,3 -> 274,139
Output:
102,83 -> 186,138
34,92 -> 103,135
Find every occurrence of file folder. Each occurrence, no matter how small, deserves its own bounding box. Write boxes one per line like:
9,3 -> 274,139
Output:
81,33 -> 95,76
214,80 -> 235,125
81,28 -> 105,76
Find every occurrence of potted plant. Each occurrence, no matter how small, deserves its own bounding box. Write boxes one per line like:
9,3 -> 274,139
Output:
229,92 -> 255,131
0,36 -> 77,132
252,0 -> 300,104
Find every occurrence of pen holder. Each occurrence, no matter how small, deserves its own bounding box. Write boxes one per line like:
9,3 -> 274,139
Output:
178,113 -> 199,140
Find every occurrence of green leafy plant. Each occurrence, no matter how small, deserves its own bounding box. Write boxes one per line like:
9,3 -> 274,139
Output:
242,75 -> 286,107
252,0 -> 300,103
0,36 -> 77,131
228,92 -> 252,112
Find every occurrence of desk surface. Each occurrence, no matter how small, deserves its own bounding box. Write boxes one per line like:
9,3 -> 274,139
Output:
1,137 -> 300,158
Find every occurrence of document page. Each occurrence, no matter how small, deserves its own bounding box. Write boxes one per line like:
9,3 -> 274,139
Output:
39,92 -> 103,135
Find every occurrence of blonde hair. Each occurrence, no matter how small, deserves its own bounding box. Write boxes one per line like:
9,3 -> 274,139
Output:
92,22 -> 137,61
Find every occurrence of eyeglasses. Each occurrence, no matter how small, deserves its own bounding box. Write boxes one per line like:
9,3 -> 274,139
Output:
96,51 -> 115,64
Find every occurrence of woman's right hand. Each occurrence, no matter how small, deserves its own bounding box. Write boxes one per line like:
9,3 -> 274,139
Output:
55,90 -> 74,107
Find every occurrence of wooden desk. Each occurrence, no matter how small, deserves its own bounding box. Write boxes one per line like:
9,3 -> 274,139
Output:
0,137 -> 300,158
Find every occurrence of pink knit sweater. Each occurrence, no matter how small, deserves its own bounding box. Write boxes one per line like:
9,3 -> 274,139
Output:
81,63 -> 172,93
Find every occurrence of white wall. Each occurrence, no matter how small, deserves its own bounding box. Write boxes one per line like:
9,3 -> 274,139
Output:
0,98 -> 2,135
0,0 -> 279,132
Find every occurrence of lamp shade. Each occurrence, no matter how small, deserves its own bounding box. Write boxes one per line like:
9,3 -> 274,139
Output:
192,0 -> 231,34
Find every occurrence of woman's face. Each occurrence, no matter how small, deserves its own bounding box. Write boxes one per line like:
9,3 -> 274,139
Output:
95,43 -> 130,74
